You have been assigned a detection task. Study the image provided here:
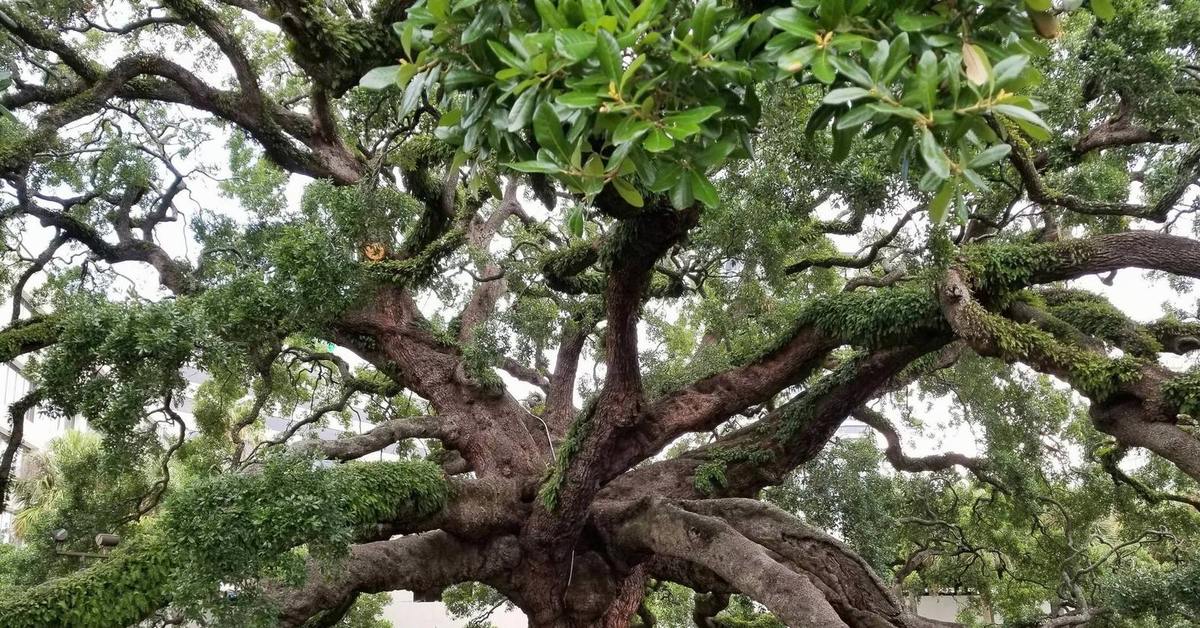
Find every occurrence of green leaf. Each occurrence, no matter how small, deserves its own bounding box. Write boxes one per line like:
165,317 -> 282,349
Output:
829,55 -> 874,87
670,173 -> 694,208
928,177 -> 956,224
1091,0 -> 1115,20
644,128 -> 675,152
868,102 -> 924,121
767,8 -> 818,39
534,102 -> 572,159
398,23 -> 415,59
611,178 -> 645,207
507,89 -> 538,132
831,124 -> 856,161
993,104 -> 1050,132
811,50 -> 836,84
558,91 -> 602,108
359,65 -> 400,90
1013,116 -> 1052,141
663,106 -> 721,126
507,160 -> 562,173
488,41 -> 526,70
919,128 -> 950,180
399,70 -> 428,116
567,205 -> 585,237
894,11 -> 946,31
596,29 -> 623,82
690,170 -> 719,208
823,87 -> 870,105
613,117 -> 652,143
395,62 -> 419,89
439,108 -> 464,127
534,0 -> 568,29
582,0 -> 604,22
628,0 -> 659,26
694,139 -> 736,168
692,0 -> 718,42
621,54 -> 646,91
967,144 -> 1012,169
835,104 -> 875,129
709,19 -> 753,55
993,55 -> 1029,85
778,45 -> 818,73
555,29 -> 597,62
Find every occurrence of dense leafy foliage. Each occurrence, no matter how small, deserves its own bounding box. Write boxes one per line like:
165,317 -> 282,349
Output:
1,0 -> 1199,626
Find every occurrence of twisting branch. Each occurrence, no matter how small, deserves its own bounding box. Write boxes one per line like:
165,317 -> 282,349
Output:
1097,444 -> 1200,512
121,397 -> 188,523
785,207 -> 919,275
290,416 -> 442,462
852,406 -> 1000,488
999,118 -> 1200,222
0,389 -> 41,514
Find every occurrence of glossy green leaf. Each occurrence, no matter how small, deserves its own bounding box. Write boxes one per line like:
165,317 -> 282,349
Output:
533,102 -> 572,159
644,128 -> 675,152
919,128 -> 950,180
690,170 -> 719,208
555,29 -> 597,62
967,144 -> 1012,169
928,177 -> 956,224
611,177 -> 645,207
507,160 -> 562,173
614,117 -> 653,143
507,89 -> 538,132
566,205 -> 585,237
823,87 -> 871,105
359,65 -> 400,90
597,29 -> 623,81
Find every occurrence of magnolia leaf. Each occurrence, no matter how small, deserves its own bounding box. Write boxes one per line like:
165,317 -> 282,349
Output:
359,65 -> 400,90
555,29 -> 597,62
644,128 -> 675,153
929,177 -> 957,224
507,160 -> 562,173
967,144 -> 1012,169
566,205 -> 585,237
962,44 -> 990,86
993,104 -> 1050,132
690,170 -> 719,208
778,45 -> 818,73
533,102 -> 573,159
611,177 -> 645,208
823,87 -> 871,105
919,128 -> 951,180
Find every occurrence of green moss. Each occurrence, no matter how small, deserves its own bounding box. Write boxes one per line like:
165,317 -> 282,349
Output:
537,399 -> 597,510
0,459 -> 447,628
959,299 -> 1142,400
794,283 -> 947,348
963,238 -> 1095,298
693,447 -> 775,496
1040,288 -> 1161,357
1162,369 -> 1200,417
0,315 -> 61,363
367,225 -> 467,287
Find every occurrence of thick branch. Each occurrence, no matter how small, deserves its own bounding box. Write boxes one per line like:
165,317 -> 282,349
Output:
272,532 -> 521,627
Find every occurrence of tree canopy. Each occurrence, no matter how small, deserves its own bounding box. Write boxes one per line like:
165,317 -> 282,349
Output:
1,0 -> 1199,626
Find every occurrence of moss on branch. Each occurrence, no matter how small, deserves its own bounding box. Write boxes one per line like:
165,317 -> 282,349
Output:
0,459 -> 448,628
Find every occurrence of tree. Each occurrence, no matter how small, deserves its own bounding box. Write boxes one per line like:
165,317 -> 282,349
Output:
0,0 -> 1199,625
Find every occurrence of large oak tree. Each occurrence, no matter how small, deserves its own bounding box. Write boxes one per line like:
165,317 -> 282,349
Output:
1,0 -> 1199,626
